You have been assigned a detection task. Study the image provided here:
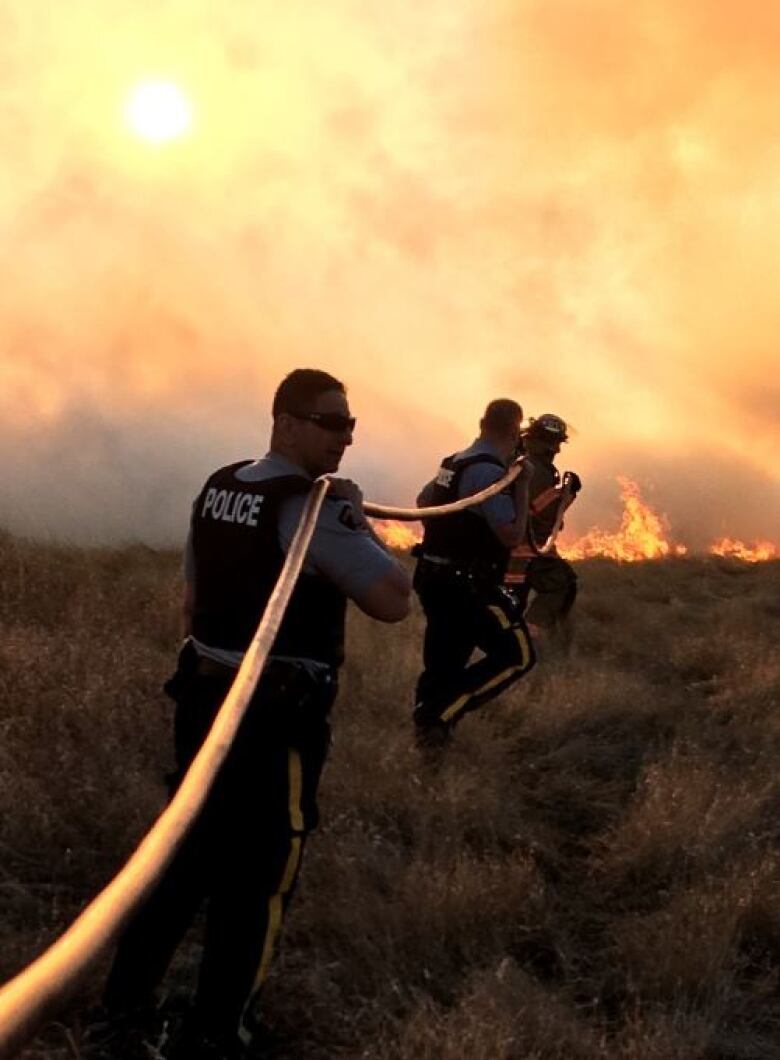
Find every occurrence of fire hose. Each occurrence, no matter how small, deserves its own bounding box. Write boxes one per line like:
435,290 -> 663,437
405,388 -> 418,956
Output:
364,458 -> 572,558
0,459 -> 527,1058
362,456 -> 525,519
527,472 -> 577,557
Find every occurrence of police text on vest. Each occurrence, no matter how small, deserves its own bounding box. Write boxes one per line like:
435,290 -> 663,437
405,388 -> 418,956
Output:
202,488 -> 263,526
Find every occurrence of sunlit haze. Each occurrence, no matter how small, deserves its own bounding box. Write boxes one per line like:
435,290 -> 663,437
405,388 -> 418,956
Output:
1,1 -> 778,546
124,81 -> 193,144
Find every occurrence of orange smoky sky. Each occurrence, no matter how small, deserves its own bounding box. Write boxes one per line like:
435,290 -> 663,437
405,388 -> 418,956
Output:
0,0 -> 778,546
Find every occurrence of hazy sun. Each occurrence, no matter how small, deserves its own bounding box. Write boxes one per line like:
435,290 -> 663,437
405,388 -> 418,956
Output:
124,80 -> 193,144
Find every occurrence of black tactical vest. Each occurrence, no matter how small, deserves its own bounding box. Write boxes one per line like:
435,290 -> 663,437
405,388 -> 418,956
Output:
190,461 -> 347,667
419,452 -> 510,580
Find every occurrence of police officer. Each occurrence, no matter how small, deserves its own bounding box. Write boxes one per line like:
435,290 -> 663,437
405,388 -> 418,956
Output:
412,399 -> 536,750
504,413 -> 581,642
102,369 -> 411,1059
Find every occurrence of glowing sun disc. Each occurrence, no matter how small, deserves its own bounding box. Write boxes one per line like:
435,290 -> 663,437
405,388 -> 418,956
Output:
125,80 -> 193,143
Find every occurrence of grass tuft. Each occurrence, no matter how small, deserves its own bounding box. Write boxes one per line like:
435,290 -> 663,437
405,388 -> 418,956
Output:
1,539 -> 779,1058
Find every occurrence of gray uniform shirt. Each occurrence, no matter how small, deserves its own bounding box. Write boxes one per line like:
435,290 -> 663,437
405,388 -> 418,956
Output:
418,439 -> 515,533
185,453 -> 398,669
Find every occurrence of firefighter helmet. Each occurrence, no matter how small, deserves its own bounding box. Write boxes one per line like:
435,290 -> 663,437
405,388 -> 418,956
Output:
525,414 -> 568,443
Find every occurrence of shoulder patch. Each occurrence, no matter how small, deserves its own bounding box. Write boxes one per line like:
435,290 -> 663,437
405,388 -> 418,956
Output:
337,504 -> 361,531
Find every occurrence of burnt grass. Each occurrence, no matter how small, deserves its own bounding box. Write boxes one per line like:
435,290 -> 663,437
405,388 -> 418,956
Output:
1,530 -> 779,1059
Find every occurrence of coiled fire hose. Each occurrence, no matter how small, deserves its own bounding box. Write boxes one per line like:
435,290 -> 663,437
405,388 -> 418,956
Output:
0,459 -> 531,1058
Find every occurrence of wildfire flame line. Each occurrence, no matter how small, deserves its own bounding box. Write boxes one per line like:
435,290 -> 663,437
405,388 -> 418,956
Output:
371,478 -> 778,562
371,519 -> 422,551
708,537 -> 778,562
559,476 -> 687,562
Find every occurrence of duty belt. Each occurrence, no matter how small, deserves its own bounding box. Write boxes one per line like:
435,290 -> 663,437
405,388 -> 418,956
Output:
195,655 -> 237,678
195,653 -> 335,684
419,553 -> 502,583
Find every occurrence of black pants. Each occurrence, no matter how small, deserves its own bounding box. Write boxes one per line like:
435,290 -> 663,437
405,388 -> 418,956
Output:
104,650 -> 336,1041
520,555 -> 578,630
413,566 -> 535,731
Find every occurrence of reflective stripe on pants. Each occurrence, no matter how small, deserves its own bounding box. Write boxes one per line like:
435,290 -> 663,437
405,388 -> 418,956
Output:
414,579 -> 535,730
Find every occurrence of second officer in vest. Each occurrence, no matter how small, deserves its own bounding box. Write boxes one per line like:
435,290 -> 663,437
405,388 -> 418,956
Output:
412,399 -> 536,750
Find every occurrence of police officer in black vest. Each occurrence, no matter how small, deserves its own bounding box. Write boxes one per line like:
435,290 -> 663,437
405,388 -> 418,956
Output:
102,369 -> 411,1060
412,399 -> 536,750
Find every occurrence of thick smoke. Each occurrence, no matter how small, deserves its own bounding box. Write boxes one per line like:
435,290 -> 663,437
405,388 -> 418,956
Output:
0,0 -> 777,545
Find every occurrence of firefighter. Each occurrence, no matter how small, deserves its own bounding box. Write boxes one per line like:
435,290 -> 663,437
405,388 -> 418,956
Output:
412,399 -> 536,751
101,369 -> 411,1060
504,413 -> 581,643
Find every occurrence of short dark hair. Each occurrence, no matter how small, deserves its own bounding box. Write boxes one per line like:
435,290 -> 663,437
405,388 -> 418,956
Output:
481,398 -> 523,434
272,369 -> 346,418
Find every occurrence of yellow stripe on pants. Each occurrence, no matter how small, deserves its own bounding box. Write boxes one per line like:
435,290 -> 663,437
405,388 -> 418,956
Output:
440,616 -> 532,724
488,604 -> 510,630
440,664 -> 521,723
287,748 -> 304,832
247,750 -> 305,1003
514,623 -> 532,670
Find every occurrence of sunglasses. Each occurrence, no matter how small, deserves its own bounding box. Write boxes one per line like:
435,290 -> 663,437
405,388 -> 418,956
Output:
290,411 -> 356,433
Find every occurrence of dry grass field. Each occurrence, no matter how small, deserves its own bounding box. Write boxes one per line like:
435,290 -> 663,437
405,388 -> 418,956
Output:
1,529 -> 779,1059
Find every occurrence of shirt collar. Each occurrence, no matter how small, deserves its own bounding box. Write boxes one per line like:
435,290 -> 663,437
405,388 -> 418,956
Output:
264,451 -> 313,479
235,451 -> 314,480
470,438 -> 506,464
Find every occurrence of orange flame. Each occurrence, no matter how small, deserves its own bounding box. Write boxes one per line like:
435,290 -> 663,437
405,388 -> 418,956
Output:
369,482 -> 778,562
709,537 -> 778,562
372,519 -> 422,551
559,476 -> 687,562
